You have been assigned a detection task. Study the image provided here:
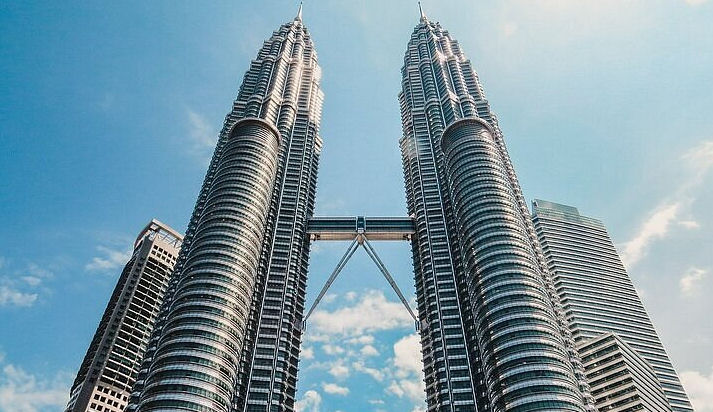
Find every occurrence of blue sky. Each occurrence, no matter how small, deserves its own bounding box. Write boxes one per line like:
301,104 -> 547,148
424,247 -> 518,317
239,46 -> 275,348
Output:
1,1 -> 713,411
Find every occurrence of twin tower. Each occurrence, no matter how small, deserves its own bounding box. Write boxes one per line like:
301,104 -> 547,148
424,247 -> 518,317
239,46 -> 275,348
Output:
71,6 -> 691,412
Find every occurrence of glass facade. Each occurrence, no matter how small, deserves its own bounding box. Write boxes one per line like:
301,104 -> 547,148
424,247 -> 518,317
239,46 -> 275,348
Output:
128,10 -> 323,412
65,220 -> 183,412
399,14 -> 592,412
532,199 -> 693,411
578,333 -> 672,412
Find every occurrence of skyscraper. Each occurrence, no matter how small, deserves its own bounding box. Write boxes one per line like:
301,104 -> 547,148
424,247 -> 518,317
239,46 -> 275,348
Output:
66,219 -> 183,412
398,9 -> 593,412
531,199 -> 693,411
128,6 -> 323,412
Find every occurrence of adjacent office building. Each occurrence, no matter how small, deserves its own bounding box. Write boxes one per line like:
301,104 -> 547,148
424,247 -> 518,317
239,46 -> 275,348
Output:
65,220 -> 183,412
578,333 -> 672,412
128,6 -> 324,412
532,199 -> 693,411
398,9 -> 593,412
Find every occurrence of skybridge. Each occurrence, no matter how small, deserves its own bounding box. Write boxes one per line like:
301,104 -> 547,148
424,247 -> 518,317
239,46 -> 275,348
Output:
307,216 -> 415,241
302,216 -> 422,331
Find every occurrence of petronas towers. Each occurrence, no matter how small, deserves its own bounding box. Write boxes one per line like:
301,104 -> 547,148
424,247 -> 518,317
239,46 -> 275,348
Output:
68,5 -> 692,412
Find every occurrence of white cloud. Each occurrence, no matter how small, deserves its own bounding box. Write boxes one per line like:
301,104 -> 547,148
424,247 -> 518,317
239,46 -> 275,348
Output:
322,293 -> 337,304
322,344 -> 345,356
321,382 -> 349,396
621,139 -> 713,268
85,246 -> 132,272
679,220 -> 701,229
186,109 -> 218,165
0,262 -> 53,307
327,360 -> 350,379
0,361 -> 70,412
20,277 -> 41,287
347,335 -> 374,346
310,290 -> 414,336
620,202 -> 681,268
393,334 -> 422,378
0,286 -> 38,308
680,267 -> 708,297
301,346 -> 314,360
352,361 -> 385,382
682,140 -> 713,187
295,390 -> 321,412
386,333 -> 425,404
681,367 -> 713,411
360,344 -> 379,357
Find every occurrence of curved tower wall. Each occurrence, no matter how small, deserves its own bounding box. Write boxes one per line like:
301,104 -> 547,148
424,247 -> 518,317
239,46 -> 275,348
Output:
137,119 -> 281,412
441,119 -> 585,411
130,12 -> 323,412
399,15 -> 592,411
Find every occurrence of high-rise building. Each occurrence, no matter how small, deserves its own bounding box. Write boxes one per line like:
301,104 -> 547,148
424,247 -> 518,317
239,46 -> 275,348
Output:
531,199 -> 693,411
398,9 -> 592,412
128,6 -> 323,412
578,333 -> 672,412
65,219 -> 183,412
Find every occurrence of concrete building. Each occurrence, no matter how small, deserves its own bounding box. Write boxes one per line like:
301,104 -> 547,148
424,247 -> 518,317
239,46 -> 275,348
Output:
65,220 -> 182,412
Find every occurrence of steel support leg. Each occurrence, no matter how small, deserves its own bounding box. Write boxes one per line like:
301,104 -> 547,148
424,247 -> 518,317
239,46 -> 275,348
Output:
361,237 -> 420,329
301,238 -> 360,328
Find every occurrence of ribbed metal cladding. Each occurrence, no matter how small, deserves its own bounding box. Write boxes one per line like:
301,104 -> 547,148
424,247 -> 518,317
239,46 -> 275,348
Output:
136,118 -> 280,412
129,11 -> 323,412
441,118 -> 586,412
399,16 -> 486,411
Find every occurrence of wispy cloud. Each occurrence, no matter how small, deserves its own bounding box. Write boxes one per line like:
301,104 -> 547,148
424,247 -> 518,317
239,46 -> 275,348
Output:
681,366 -> 713,411
620,202 -> 682,267
0,286 -> 38,308
680,267 -> 708,297
621,139 -> 713,268
0,261 -> 53,308
186,109 -> 218,165
85,246 -> 132,272
0,356 -> 71,412
684,0 -> 710,6
295,390 -> 321,412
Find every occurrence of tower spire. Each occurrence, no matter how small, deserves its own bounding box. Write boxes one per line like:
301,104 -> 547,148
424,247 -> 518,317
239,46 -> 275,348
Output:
295,2 -> 303,21
418,1 -> 427,22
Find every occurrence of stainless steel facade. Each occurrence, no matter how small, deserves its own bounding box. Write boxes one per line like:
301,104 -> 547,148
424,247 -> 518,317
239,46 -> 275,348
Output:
399,12 -> 592,412
129,9 -> 323,412
66,220 -> 183,412
531,199 -> 693,411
